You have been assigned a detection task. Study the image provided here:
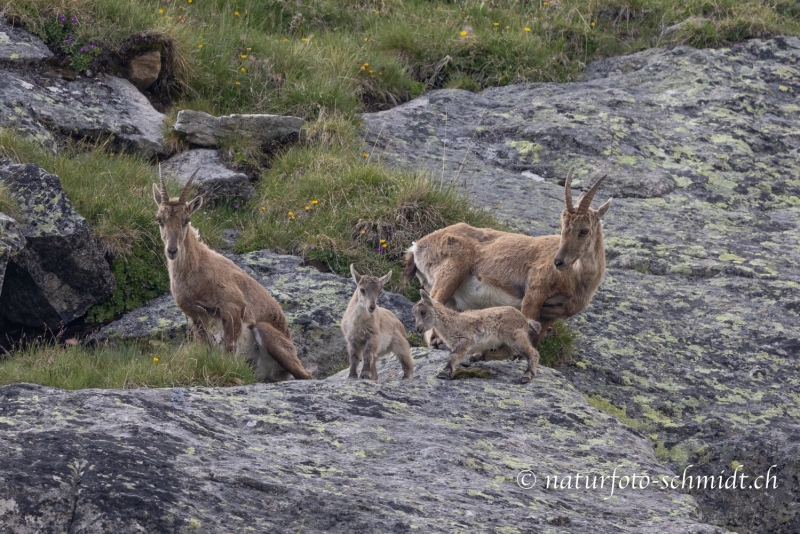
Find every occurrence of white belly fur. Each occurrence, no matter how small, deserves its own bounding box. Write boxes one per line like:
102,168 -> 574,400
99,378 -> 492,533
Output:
452,276 -> 522,311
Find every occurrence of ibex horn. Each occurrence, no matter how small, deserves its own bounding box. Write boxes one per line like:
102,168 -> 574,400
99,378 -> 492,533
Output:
577,174 -> 607,213
178,168 -> 200,204
564,168 -> 575,213
158,162 -> 168,203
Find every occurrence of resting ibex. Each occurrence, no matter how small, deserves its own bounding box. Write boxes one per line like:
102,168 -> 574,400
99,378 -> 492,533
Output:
153,167 -> 313,381
412,290 -> 541,383
404,171 -> 611,348
341,265 -> 414,380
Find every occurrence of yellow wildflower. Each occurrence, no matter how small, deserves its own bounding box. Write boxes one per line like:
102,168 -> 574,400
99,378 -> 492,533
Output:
301,37 -> 308,42
288,211 -> 294,216
362,153 -> 369,158
360,66 -> 366,71
311,199 -> 319,205
591,21 -> 596,27
261,206 -> 266,211
198,44 -> 203,49
364,37 -> 369,41
525,27 -> 531,32
543,1 -> 549,5
94,196 -> 98,200
109,153 -> 114,157
460,30 -> 467,36
505,25 -> 510,29
375,10 -> 379,15
282,39 -> 288,42
240,67 -> 246,73
360,230 -> 366,235
493,22 -> 499,26
240,54 -> 247,59
364,63 -> 369,67
247,47 -> 252,51
235,81 -> 241,85
305,206 -> 310,211
368,69 -> 373,74
380,239 -> 386,244
234,11 -> 240,16
378,72 -> 382,76
159,8 -> 164,14
153,357 -> 159,363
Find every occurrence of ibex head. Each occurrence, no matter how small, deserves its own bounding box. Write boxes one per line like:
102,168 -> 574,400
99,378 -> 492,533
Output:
152,165 -> 203,261
350,264 -> 392,314
412,290 -> 437,334
553,169 -> 612,271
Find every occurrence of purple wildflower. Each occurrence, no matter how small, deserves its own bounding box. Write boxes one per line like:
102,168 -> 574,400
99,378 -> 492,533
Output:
567,13 -> 573,19
71,16 -> 77,23
376,246 -> 384,255
234,203 -> 239,209
310,245 -> 316,250
142,283 -> 147,288
80,47 -> 87,53
90,43 -> 95,49
58,14 -> 66,23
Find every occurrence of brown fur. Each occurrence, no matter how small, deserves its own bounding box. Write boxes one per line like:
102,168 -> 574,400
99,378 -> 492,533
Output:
341,265 -> 413,380
404,170 -> 612,349
152,170 -> 313,382
412,290 -> 541,383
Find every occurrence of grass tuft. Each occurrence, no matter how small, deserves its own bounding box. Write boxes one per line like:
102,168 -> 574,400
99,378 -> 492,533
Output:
0,340 -> 257,389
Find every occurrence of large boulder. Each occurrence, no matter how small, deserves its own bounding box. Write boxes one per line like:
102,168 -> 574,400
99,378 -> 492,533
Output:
0,350 -> 722,532
95,250 -> 414,378
0,160 -> 115,328
161,149 -> 254,202
362,37 -> 800,532
173,110 -> 304,148
0,40 -> 165,156
0,18 -> 53,64
0,213 -> 24,292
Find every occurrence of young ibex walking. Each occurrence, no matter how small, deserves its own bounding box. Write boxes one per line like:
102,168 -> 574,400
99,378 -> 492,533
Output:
153,168 -> 313,382
412,290 -> 541,383
405,171 -> 611,348
341,265 -> 414,380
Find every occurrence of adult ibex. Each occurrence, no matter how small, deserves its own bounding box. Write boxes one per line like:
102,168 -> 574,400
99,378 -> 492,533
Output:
404,171 -> 611,347
153,167 -> 313,381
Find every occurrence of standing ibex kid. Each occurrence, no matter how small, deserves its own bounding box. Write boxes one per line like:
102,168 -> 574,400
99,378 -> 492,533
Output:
153,167 -> 314,382
412,290 -> 541,383
341,265 -> 413,380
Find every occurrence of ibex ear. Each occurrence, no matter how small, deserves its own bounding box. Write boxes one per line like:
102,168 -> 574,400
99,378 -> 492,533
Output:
350,264 -> 362,285
187,195 -> 203,214
419,290 -> 432,303
152,183 -> 162,207
378,270 -> 392,286
596,198 -> 613,218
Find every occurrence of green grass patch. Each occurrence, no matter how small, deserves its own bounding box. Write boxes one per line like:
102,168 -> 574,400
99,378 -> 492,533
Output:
236,113 -> 495,290
5,0 -> 796,116
539,319 -> 576,368
0,340 -> 257,389
0,181 -> 21,221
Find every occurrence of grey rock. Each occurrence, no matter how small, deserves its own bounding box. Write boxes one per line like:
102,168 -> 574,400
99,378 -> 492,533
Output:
161,149 -> 254,202
0,18 -> 53,64
95,250 -> 414,378
0,67 -> 165,156
0,160 -> 114,327
0,350 -> 725,533
127,50 -> 161,90
362,37 -> 800,532
174,109 -> 303,148
0,213 -> 25,292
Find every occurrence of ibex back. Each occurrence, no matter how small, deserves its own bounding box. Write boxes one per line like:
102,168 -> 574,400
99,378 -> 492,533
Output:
404,170 -> 612,346
153,167 -> 313,381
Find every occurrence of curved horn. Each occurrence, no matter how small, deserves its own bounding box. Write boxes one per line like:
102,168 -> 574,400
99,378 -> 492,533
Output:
158,163 -> 168,203
578,174 -> 607,213
178,168 -> 200,204
564,168 -> 575,213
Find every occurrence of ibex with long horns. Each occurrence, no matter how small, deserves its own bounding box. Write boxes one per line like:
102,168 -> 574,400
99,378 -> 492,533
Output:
404,170 -> 611,348
153,166 -> 314,381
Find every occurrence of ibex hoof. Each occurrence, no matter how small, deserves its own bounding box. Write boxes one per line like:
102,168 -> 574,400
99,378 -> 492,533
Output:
520,375 -> 532,384
436,370 -> 453,380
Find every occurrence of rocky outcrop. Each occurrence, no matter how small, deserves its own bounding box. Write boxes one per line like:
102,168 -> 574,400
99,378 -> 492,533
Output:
161,149 -> 254,202
0,350 -> 724,533
0,18 -> 53,64
0,213 -> 24,292
362,37 -> 800,532
0,160 -> 114,328
0,63 -> 166,156
174,110 -> 304,148
95,251 -> 414,378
